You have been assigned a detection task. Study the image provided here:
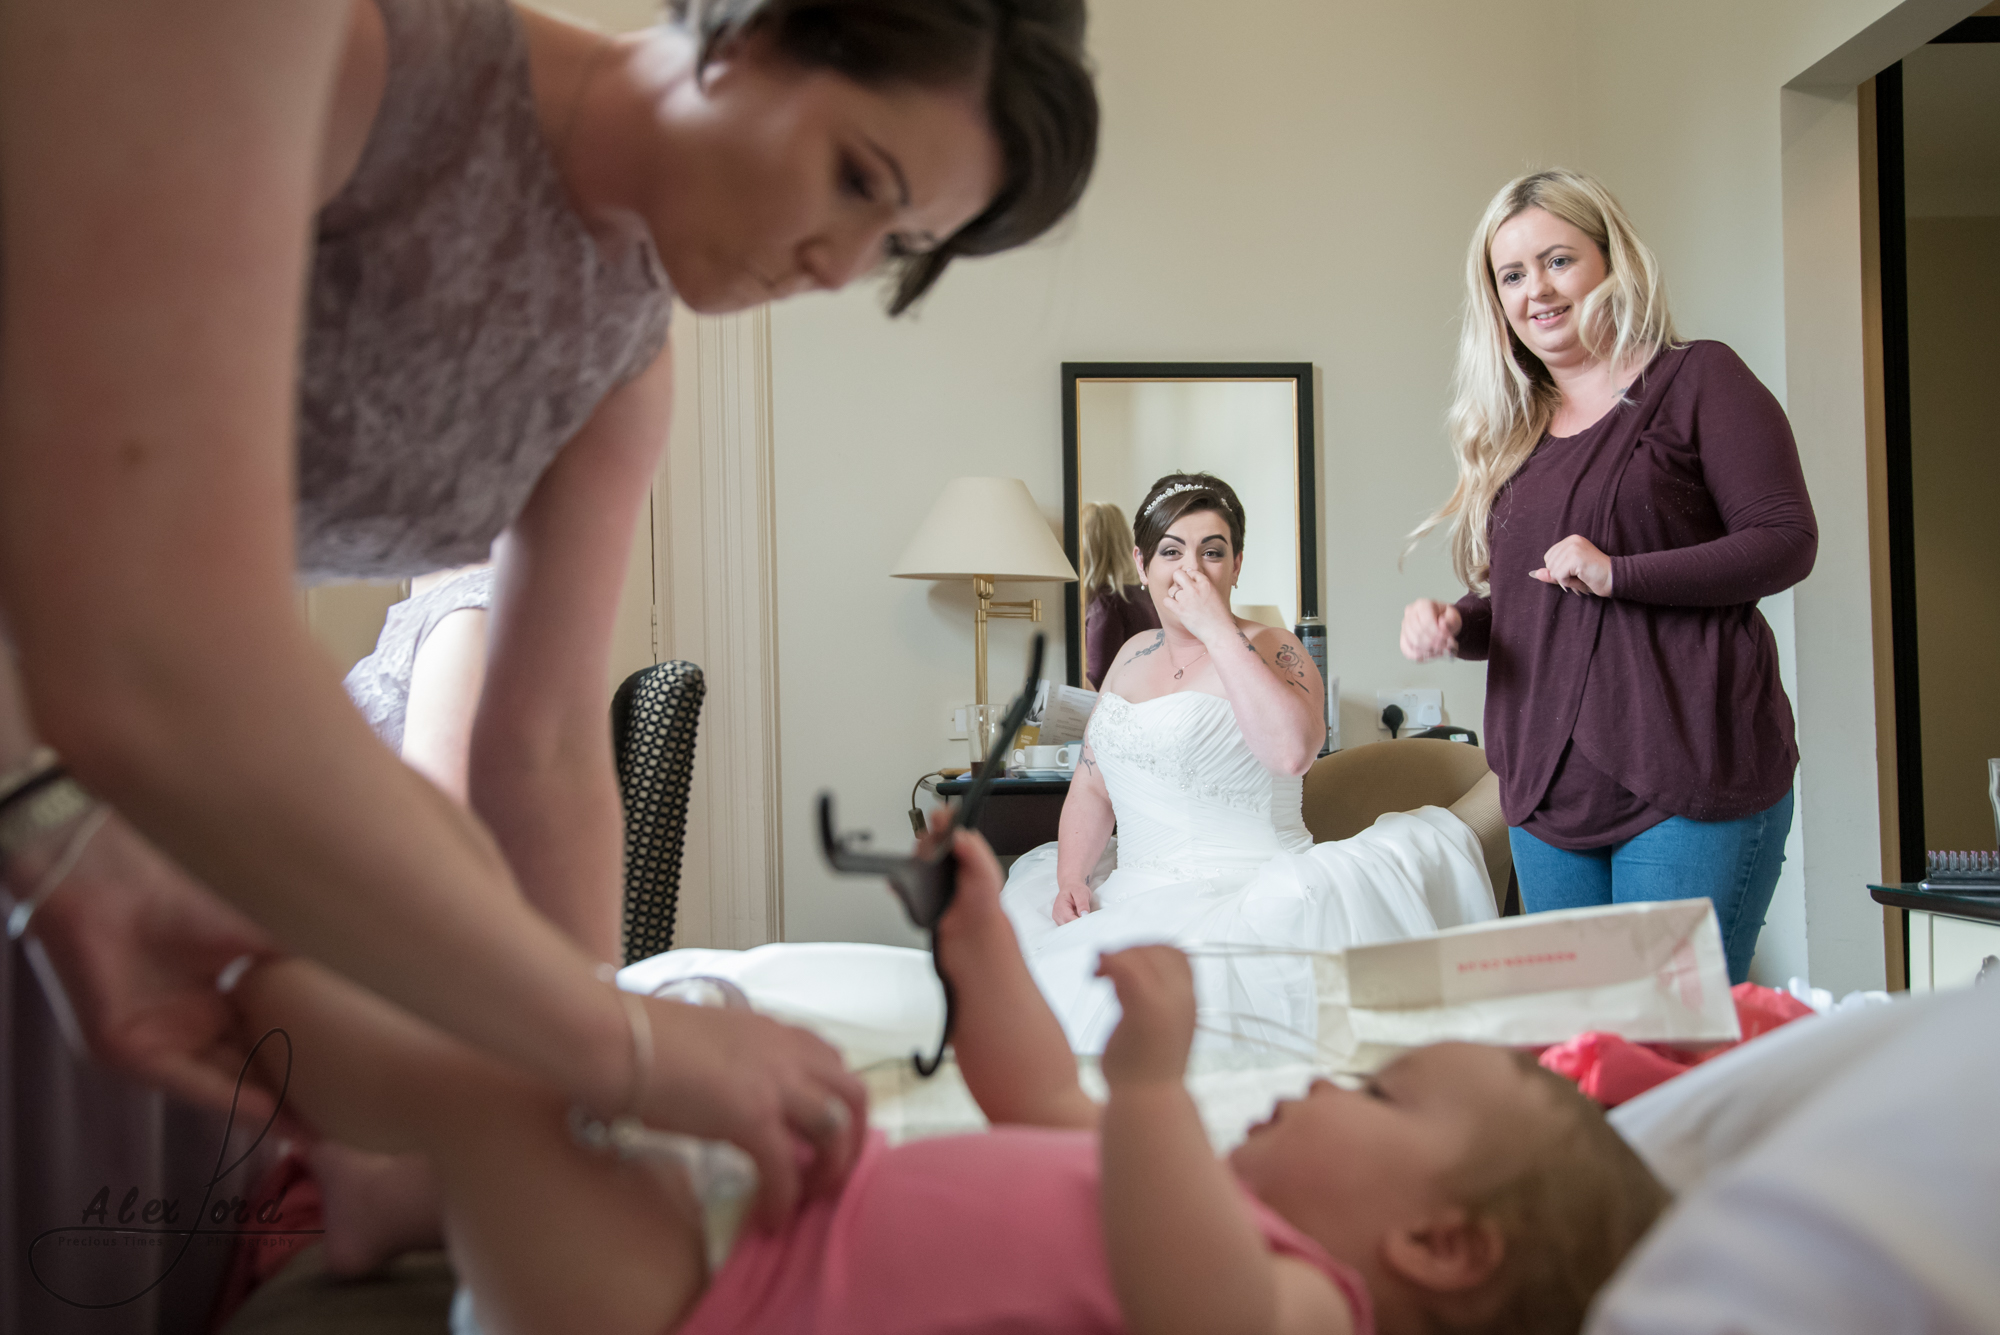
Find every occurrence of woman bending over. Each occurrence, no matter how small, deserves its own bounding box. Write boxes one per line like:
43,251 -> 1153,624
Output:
0,0 -> 1095,1222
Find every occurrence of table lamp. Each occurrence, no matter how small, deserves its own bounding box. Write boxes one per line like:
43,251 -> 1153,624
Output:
892,477 -> 1077,707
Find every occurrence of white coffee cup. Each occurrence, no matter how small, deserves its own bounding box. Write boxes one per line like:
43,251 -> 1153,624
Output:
1012,743 -> 1079,772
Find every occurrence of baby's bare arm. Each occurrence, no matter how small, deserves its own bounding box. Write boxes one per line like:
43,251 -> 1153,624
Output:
1098,949 -> 1353,1335
934,828 -> 1097,1130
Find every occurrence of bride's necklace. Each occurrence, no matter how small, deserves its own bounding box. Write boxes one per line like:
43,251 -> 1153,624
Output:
1167,640 -> 1209,681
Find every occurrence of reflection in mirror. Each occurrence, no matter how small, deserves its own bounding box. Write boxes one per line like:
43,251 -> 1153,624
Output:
1062,364 -> 1316,688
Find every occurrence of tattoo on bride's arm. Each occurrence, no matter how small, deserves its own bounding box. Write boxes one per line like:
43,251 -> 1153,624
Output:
1273,642 -> 1311,693
1237,631 -> 1257,653
1127,632 -> 1167,665
1079,744 -> 1099,774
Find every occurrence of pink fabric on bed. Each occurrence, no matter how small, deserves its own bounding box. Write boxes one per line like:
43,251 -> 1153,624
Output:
1541,983 -> 1817,1106
674,1127 -> 1374,1335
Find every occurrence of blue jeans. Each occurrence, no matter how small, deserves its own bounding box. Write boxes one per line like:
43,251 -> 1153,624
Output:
1508,790 -> 1794,984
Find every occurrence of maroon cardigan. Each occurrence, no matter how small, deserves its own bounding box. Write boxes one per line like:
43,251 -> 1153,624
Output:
1084,585 -> 1160,686
1453,341 -> 1817,831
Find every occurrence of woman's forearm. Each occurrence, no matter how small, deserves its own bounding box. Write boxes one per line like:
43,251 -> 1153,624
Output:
1452,594 -> 1494,660
468,733 -> 625,963
19,606 -> 633,1113
1607,522 -> 1818,607
466,355 -> 673,965
1054,753 -> 1116,892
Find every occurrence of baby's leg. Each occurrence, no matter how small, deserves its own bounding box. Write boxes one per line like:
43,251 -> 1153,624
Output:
308,1143 -> 442,1277
235,960 -> 707,1335
936,829 -> 1098,1130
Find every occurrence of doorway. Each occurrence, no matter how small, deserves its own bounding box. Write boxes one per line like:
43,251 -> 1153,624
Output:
1874,13 -> 2000,876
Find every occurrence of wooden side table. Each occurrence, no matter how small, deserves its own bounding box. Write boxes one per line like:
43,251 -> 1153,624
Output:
1870,884 -> 2000,992
930,775 -> 1070,856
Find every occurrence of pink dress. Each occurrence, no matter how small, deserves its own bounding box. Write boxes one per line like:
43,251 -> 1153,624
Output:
675,1127 -> 1374,1335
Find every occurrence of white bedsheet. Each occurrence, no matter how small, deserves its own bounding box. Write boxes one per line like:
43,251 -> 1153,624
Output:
618,945 -> 1320,1151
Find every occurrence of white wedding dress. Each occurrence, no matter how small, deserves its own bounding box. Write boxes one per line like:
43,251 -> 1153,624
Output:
619,691 -> 1497,1070
999,691 -> 1498,1053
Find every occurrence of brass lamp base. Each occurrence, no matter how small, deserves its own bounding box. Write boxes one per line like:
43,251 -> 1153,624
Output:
973,575 -> 1040,708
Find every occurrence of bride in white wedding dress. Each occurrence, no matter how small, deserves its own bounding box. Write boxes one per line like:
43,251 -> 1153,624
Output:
626,473 -> 1494,1068
1001,472 -> 1496,1052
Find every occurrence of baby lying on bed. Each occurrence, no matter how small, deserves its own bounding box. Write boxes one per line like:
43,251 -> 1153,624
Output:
234,831 -> 1666,1335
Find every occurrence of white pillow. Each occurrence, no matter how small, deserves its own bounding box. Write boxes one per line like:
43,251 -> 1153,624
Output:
1608,993 -> 1922,1193
1589,982 -> 2000,1334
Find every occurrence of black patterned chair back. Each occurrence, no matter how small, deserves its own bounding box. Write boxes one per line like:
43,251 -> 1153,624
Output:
612,660 -> 705,964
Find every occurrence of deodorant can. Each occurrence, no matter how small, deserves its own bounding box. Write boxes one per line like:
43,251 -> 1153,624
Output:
1295,615 -> 1334,755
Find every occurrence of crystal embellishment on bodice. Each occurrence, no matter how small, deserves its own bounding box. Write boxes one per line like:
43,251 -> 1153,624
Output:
1088,693 -> 1269,815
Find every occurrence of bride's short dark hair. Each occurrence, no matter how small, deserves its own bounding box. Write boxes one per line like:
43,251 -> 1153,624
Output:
1133,473 -> 1246,567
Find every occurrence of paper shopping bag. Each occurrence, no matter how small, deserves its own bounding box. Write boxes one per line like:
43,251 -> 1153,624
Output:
1313,899 -> 1740,1070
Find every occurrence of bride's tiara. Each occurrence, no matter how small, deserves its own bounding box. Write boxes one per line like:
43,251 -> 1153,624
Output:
1142,481 -> 1212,517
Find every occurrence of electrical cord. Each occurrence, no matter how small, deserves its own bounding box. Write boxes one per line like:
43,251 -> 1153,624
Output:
908,771 -> 951,836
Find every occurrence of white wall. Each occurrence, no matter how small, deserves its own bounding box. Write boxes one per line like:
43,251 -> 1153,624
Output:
1077,380 -> 1301,627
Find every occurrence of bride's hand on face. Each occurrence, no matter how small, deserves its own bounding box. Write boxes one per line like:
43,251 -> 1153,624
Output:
1162,566 -> 1236,646
1052,881 -> 1094,925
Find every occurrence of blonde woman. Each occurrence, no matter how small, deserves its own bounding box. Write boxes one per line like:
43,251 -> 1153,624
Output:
1401,169 -> 1817,983
1079,501 -> 1160,688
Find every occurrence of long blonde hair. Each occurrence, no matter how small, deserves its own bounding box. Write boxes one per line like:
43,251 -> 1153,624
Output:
1411,169 -> 1679,592
1079,501 -> 1142,597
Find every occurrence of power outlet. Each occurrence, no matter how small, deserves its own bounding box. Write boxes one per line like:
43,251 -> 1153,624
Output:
948,707 -> 969,741
1376,688 -> 1443,736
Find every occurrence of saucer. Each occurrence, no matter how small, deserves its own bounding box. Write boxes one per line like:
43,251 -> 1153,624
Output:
1015,768 -> 1076,781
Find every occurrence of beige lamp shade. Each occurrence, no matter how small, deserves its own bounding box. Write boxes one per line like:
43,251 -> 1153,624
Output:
892,477 -> 1077,583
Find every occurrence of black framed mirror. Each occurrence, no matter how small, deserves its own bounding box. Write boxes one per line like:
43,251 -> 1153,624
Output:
1060,362 -> 1318,688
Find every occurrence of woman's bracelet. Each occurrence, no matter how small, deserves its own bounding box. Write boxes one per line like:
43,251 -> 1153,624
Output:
5,802 -> 108,941
0,746 -> 96,860
618,986 -> 655,1121
590,962 -> 657,1126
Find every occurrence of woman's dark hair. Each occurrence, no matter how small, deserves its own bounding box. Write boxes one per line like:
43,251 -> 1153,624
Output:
669,0 -> 1099,314
1132,473 -> 1246,567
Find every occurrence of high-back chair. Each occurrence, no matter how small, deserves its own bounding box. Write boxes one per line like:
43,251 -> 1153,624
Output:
611,660 -> 705,964
1300,738 -> 1516,916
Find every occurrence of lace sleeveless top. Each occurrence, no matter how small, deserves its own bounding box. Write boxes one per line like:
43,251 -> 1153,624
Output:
342,567 -> 496,749
296,0 -> 673,583
1086,691 -> 1313,883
